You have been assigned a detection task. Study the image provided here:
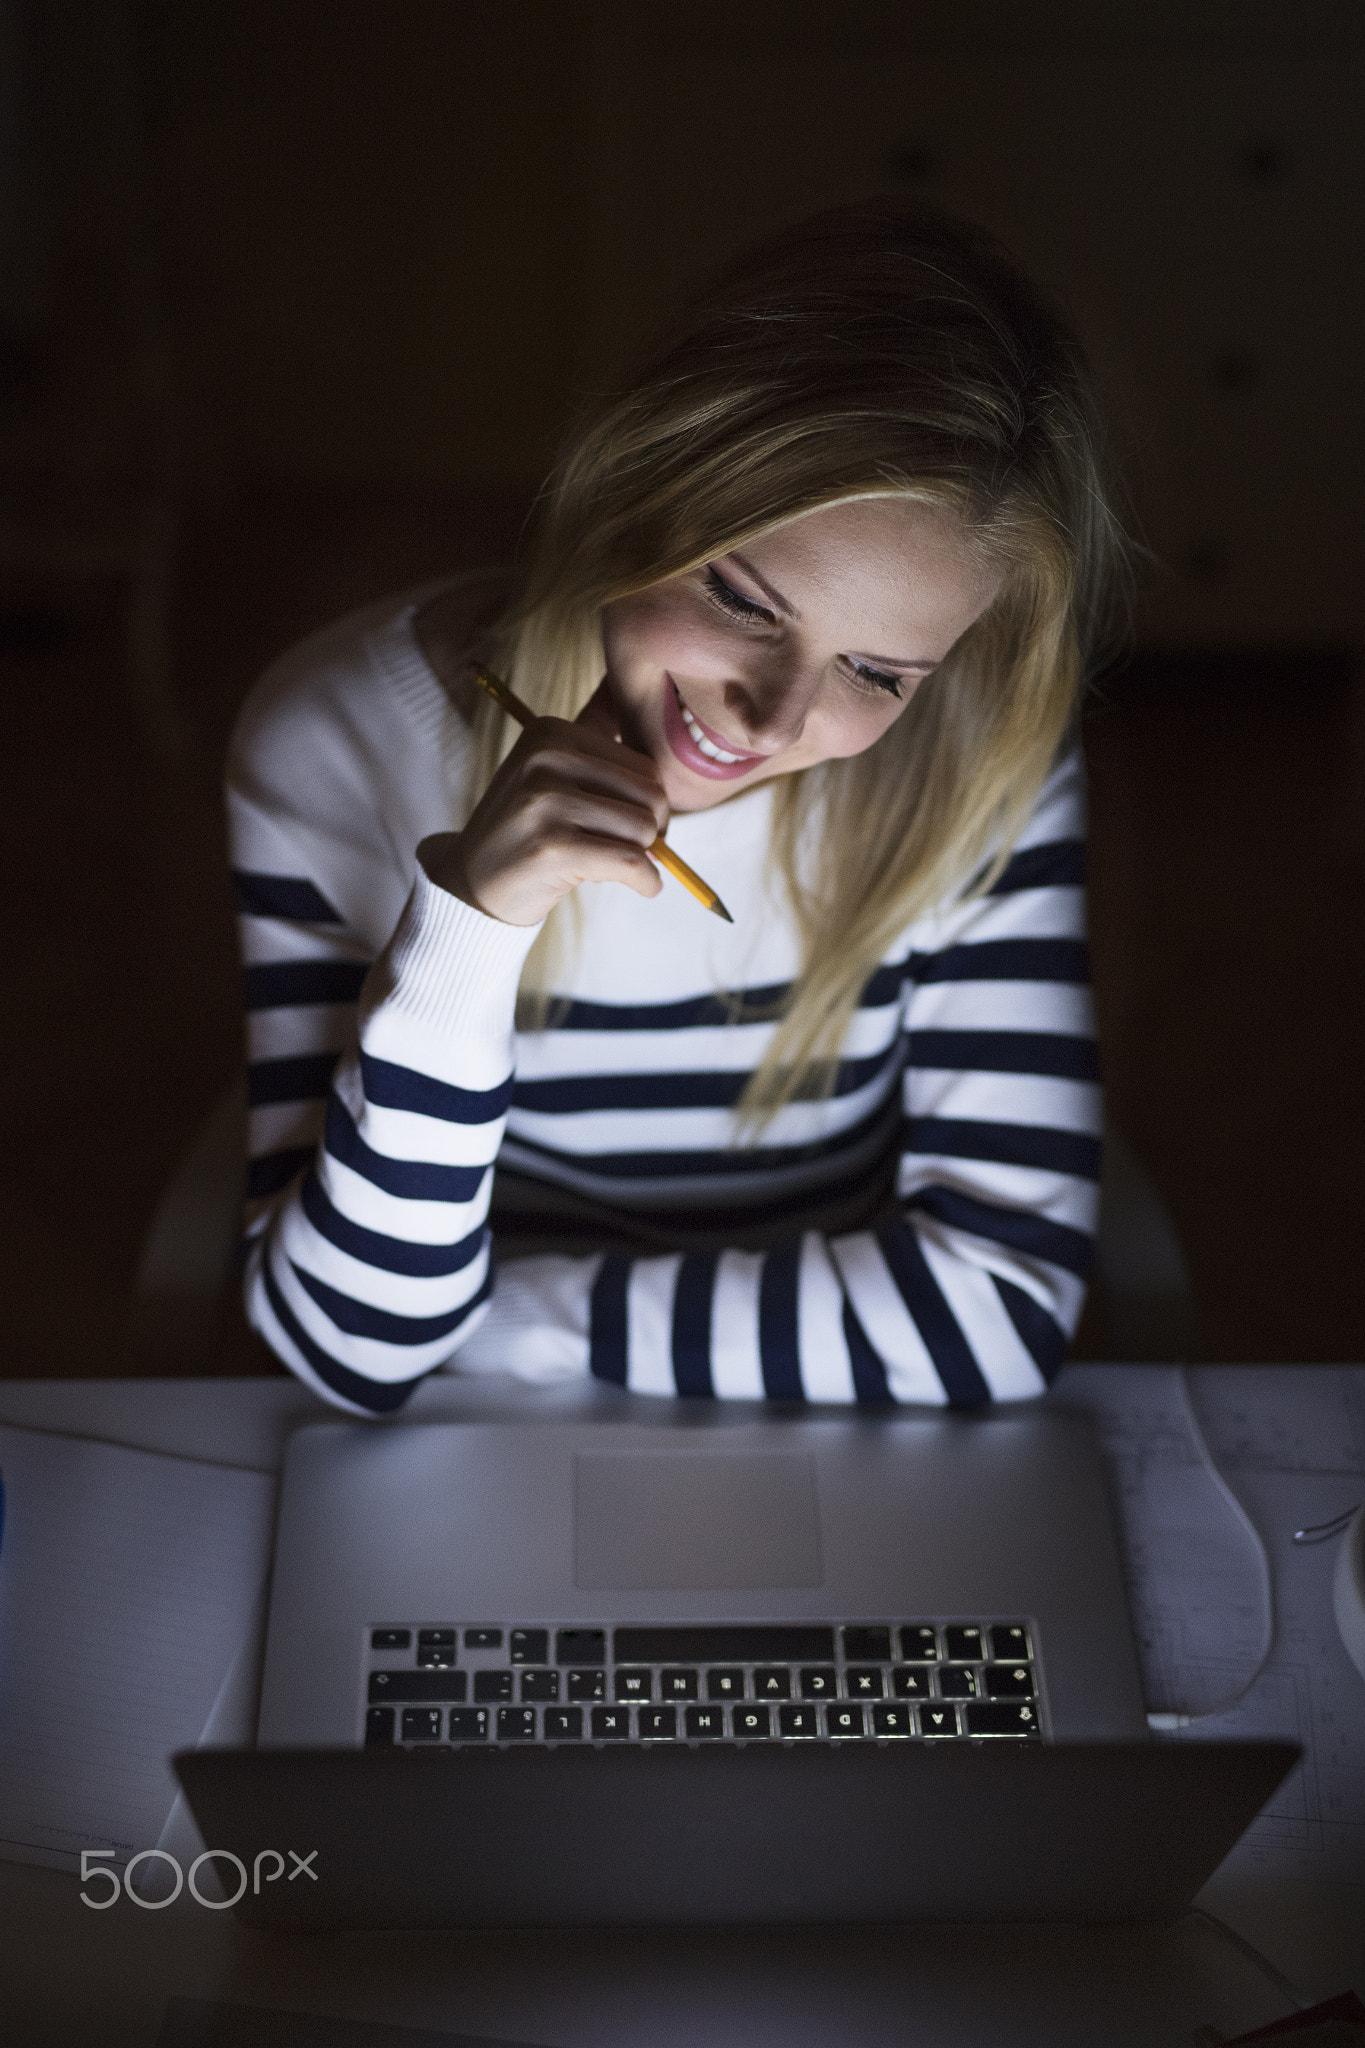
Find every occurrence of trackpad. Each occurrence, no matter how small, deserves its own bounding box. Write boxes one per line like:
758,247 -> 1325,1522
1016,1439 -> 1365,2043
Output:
573,1452 -> 823,1591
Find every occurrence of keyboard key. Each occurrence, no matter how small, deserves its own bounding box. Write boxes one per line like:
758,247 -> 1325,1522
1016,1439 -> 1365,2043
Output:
544,1708 -> 583,1740
448,1708 -> 488,1741
464,1628 -> 502,1649
732,1705 -> 770,1739
591,1706 -> 631,1740
846,1667 -> 884,1698
615,1668 -> 652,1701
917,1704 -> 960,1738
568,1668 -> 606,1701
365,1706 -> 395,1746
984,1665 -> 1035,1699
843,1626 -> 891,1662
937,1668 -> 977,1699
616,1625 -> 834,1663
872,1704 -> 914,1737
510,1629 -> 549,1665
369,1670 -> 467,1703
474,1670 -> 515,1703
778,1704 -> 819,1738
557,1628 -> 605,1666
521,1669 -> 559,1702
965,1701 -> 1040,1737
417,1629 -> 456,1648
400,1707 -> 443,1742
826,1704 -> 865,1738
660,1668 -> 699,1700
370,1629 -> 410,1650
891,1667 -> 930,1699
990,1624 -> 1031,1662
685,1705 -> 725,1739
753,1667 -> 792,1698
639,1707 -> 678,1740
497,1707 -> 537,1741
901,1626 -> 939,1662
945,1625 -> 984,1662
706,1668 -> 744,1700
417,1645 -> 457,1669
799,1666 -> 837,1697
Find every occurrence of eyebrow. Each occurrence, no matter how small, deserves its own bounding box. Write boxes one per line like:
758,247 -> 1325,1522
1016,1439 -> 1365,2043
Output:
726,551 -> 939,672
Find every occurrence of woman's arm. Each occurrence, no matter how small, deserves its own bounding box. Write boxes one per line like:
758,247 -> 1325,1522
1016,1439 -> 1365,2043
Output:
236,852 -> 542,1413
458,755 -> 1098,1404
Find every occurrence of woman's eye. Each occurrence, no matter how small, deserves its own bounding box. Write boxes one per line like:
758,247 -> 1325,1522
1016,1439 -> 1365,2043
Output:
846,659 -> 905,700
703,565 -> 775,624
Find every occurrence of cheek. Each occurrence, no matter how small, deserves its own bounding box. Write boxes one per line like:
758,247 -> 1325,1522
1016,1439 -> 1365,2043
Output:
806,692 -> 908,762
606,593 -> 729,681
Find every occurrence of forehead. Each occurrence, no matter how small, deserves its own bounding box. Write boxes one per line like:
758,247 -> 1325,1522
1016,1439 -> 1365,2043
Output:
736,497 -> 1000,651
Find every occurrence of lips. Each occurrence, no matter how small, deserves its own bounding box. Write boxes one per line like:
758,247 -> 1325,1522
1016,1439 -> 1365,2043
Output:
662,676 -> 769,782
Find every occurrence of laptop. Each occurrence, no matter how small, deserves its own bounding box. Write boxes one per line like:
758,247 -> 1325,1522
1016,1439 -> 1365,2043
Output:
176,1405 -> 1297,1928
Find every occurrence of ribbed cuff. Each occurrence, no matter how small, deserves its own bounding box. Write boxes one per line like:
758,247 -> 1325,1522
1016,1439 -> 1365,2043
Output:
381,866 -> 543,1042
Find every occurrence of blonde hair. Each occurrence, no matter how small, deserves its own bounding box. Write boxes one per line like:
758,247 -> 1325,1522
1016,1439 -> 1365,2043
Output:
467,199 -> 1132,1123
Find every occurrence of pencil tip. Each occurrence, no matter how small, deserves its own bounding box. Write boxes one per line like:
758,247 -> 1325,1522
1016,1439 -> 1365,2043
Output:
711,901 -> 735,923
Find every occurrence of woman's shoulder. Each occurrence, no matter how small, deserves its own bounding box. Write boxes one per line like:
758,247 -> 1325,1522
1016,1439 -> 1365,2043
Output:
229,571 -> 507,780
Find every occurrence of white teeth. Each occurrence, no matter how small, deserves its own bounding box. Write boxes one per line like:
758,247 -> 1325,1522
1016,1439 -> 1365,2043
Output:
674,684 -> 745,763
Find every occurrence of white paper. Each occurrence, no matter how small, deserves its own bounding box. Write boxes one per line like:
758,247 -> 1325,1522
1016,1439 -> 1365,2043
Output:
0,1424 -> 275,1872
1053,1366 -> 1274,1716
1055,1365 -> 1365,1884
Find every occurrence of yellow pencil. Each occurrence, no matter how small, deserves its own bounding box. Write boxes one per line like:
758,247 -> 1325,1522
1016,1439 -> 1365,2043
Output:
472,666 -> 734,924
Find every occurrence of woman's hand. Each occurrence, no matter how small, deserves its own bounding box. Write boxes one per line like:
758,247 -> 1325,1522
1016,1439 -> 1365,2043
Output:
419,679 -> 669,927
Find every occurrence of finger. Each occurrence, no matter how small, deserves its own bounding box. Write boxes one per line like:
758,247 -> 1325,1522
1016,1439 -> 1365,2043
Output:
521,786 -> 666,853
568,834 -> 665,900
575,675 -> 621,739
518,744 -> 666,829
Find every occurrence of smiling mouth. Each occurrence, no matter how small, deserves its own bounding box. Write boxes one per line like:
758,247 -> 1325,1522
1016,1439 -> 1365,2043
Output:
671,680 -> 761,765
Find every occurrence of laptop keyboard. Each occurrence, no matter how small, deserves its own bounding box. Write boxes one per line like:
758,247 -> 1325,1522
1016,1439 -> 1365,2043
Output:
362,1622 -> 1042,1748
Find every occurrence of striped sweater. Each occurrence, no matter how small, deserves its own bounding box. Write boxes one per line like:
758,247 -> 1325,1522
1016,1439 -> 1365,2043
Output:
227,587 -> 1100,1416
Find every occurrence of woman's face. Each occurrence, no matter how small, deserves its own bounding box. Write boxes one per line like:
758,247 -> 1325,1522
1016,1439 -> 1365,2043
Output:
600,496 -> 1005,813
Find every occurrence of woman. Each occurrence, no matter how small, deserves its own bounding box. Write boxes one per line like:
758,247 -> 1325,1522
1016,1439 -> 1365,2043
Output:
228,198 -> 1128,1415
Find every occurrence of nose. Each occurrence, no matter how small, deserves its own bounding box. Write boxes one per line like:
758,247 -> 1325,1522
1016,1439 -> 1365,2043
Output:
721,666 -> 819,752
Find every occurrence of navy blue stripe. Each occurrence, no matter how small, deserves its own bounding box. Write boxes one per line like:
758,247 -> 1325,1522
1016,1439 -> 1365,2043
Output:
907,1030 -> 1099,1082
541,968 -> 904,1033
324,1095 -> 489,1203
487,1147 -> 899,1247
908,1185 -> 1093,1278
291,1258 -> 493,1345
233,870 -> 343,922
859,962 -> 907,1009
511,1043 -> 897,1117
244,961 -> 370,1012
842,1299 -> 891,1403
246,1146 -> 313,1200
908,939 -> 1090,986
260,1253 -> 424,1414
905,1117 -> 1102,1182
876,1220 -> 992,1407
758,1242 -> 804,1401
301,1169 -> 486,1278
504,1094 -> 901,1184
671,1252 -> 718,1397
248,1051 -> 341,1107
993,1275 -> 1068,1384
589,1256 -> 630,1384
361,1050 -> 515,1125
551,983 -> 791,1032
987,840 -> 1085,895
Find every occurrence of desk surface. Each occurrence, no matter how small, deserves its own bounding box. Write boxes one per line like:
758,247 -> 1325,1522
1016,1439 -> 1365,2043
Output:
1,1366 -> 1362,2048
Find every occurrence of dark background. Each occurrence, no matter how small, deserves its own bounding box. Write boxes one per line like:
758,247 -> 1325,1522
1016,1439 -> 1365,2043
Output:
1,0 -> 1361,1375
